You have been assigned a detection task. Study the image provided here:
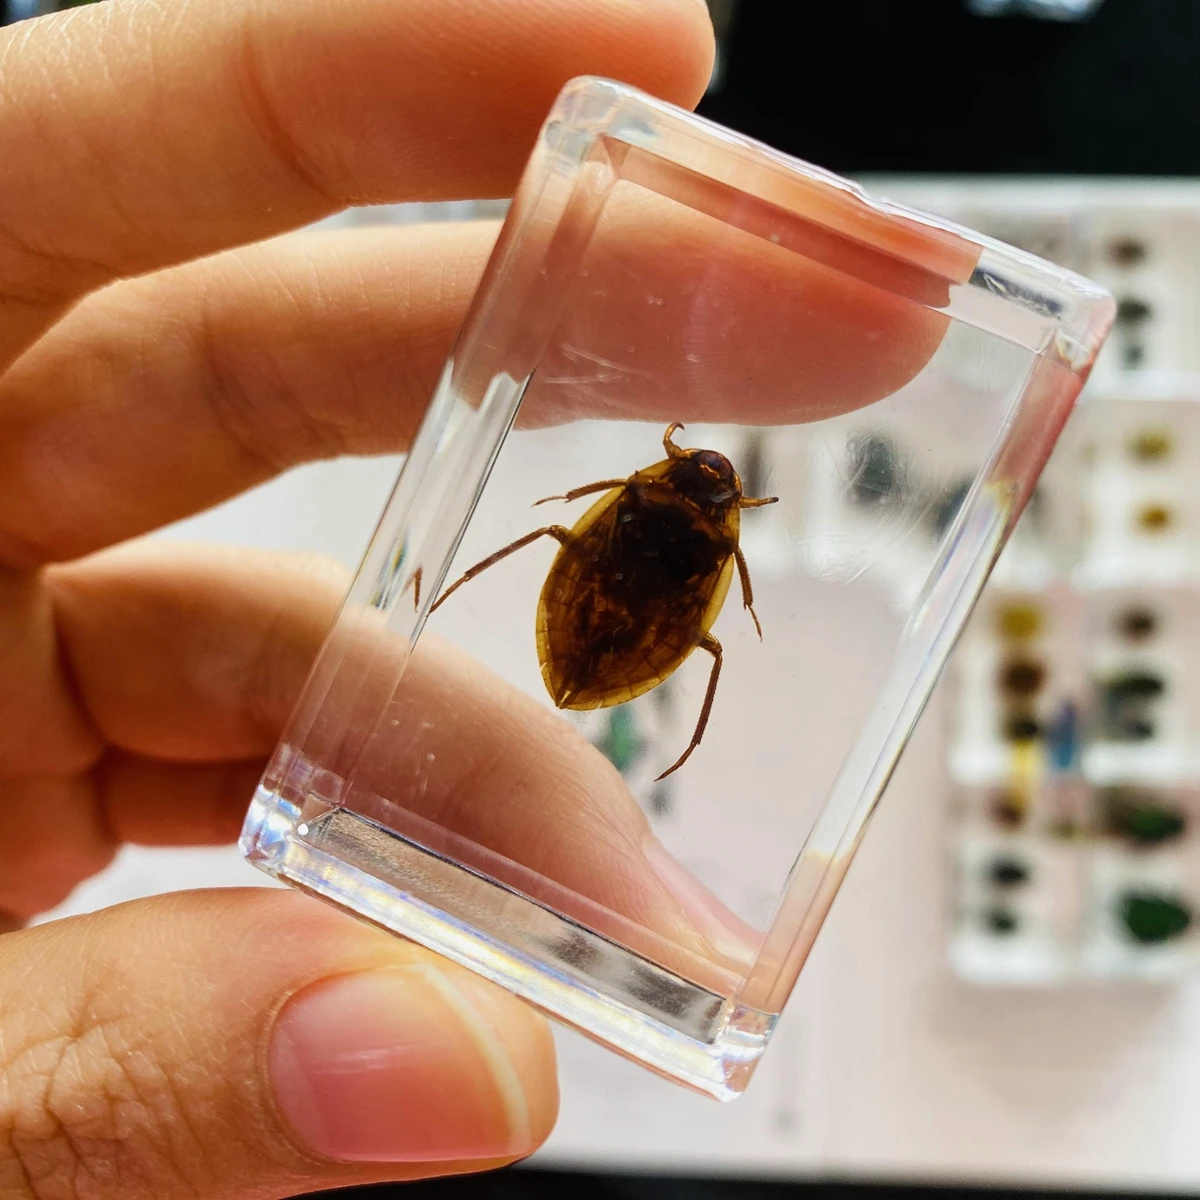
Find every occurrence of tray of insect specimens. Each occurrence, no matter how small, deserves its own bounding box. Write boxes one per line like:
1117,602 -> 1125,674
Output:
867,179 -> 1200,383
948,387 -> 1200,984
851,181 -> 1200,985
240,79 -> 1115,1097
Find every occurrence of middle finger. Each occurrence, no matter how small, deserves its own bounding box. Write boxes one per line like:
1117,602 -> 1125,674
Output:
0,208 -> 958,565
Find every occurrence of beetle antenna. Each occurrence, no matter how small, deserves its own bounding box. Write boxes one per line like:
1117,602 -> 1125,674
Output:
740,495 -> 779,508
664,422 -> 687,459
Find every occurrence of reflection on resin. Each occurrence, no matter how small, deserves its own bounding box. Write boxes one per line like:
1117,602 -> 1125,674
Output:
848,432 -> 906,508
930,476 -> 975,540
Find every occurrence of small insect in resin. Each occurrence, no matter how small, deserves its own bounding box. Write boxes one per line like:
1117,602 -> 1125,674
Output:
432,423 -> 778,778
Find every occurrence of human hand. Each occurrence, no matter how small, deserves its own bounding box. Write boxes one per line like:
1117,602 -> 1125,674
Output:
0,0 -> 715,1196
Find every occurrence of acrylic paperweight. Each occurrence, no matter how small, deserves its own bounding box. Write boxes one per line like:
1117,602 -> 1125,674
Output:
240,78 -> 1114,1098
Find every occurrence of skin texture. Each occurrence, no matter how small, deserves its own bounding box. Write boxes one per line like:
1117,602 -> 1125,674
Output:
0,1 -> 955,1196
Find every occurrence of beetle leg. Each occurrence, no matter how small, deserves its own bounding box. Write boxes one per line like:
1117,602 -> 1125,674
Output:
656,633 -> 722,781
663,422 -> 687,458
533,479 -> 627,506
430,526 -> 572,612
733,546 -> 764,640
412,566 -> 423,611
739,494 -> 779,508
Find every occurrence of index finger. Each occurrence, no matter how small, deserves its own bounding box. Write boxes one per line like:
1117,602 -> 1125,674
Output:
0,0 -> 714,368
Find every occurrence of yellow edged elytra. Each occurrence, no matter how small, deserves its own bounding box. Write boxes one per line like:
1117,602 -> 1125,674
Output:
432,423 -> 778,779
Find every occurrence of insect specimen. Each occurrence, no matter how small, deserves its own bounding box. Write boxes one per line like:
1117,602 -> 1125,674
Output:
1115,605 -> 1159,642
1046,699 -> 1080,773
1002,714 -> 1042,742
1107,237 -> 1148,268
996,602 -> 1042,641
1135,503 -> 1173,534
990,789 -> 1027,829
1119,891 -> 1192,945
1127,426 -> 1172,463
987,856 -> 1031,888
1114,297 -> 1153,369
432,423 -> 778,779
1102,789 -> 1186,847
983,907 -> 1019,936
1097,670 -> 1165,742
998,657 -> 1046,698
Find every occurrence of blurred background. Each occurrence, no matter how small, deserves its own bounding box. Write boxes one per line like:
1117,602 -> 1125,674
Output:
8,0 -> 1200,1197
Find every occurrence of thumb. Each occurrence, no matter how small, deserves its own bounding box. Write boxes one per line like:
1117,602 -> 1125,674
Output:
1,889 -> 557,1199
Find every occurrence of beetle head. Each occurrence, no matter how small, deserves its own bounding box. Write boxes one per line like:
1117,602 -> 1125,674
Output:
671,448 -> 742,511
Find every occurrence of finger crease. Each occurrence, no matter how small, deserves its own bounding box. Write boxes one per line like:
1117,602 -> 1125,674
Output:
236,26 -> 340,213
194,302 -> 358,477
194,310 -> 291,478
0,216 -> 115,312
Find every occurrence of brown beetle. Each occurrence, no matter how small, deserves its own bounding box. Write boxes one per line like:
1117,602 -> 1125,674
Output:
432,423 -> 778,779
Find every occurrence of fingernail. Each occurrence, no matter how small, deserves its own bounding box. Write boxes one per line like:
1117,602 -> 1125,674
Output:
644,838 -> 763,966
270,965 -> 534,1163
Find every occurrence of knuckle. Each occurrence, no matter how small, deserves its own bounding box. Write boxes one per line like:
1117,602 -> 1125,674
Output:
235,20 -> 338,210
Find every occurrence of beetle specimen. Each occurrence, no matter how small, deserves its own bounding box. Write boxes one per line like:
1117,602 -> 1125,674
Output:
1136,502 -> 1173,534
987,856 -> 1031,888
1115,605 -> 1159,642
1119,890 -> 1192,945
432,422 -> 778,779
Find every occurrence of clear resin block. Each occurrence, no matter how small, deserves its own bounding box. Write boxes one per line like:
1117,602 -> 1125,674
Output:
240,78 -> 1114,1098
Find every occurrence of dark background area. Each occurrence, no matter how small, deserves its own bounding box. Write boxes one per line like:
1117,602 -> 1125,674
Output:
7,0 -> 1199,174
305,1169 -> 1200,1200
697,0 -> 1200,175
